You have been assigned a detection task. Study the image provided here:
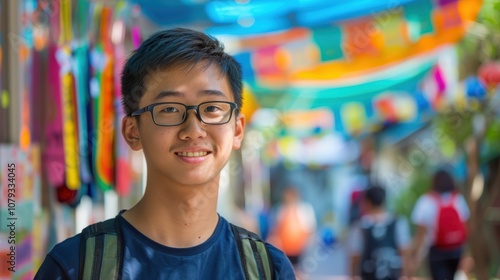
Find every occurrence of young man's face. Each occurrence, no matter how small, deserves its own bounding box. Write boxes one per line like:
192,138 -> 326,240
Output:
122,62 -> 245,188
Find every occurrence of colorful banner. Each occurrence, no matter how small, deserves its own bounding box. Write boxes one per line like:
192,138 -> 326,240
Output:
233,0 -> 482,94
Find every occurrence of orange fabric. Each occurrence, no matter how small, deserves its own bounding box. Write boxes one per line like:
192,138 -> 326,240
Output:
275,206 -> 310,256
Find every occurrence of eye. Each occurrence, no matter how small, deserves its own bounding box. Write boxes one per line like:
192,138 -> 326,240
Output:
204,105 -> 222,113
159,106 -> 179,113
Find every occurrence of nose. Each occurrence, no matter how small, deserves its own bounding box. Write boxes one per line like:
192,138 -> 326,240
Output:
184,107 -> 203,123
178,110 -> 207,140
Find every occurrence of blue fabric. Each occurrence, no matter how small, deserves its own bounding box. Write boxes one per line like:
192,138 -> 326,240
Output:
35,214 -> 295,280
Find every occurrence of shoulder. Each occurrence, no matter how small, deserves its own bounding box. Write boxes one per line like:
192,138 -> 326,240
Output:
411,194 -> 435,224
35,234 -> 81,279
264,242 -> 296,280
48,234 -> 81,267
412,193 -> 437,213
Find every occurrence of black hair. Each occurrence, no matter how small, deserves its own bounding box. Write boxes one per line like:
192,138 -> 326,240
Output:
432,169 -> 456,193
363,185 -> 386,207
121,28 -> 243,116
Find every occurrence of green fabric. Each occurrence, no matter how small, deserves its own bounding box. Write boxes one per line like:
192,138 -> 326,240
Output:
242,239 -> 260,279
256,242 -> 272,279
311,25 -> 344,61
83,237 -> 96,280
99,234 -> 118,279
404,0 -> 435,41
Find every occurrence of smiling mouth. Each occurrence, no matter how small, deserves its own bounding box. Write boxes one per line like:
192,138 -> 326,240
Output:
176,151 -> 210,157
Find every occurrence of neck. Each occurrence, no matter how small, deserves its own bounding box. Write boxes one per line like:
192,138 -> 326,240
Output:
122,178 -> 220,248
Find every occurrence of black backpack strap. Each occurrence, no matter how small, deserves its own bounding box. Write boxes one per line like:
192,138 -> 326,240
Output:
78,217 -> 124,280
230,223 -> 274,280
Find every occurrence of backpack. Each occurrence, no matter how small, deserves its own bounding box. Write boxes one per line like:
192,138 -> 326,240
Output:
360,218 -> 401,280
275,205 -> 312,256
78,217 -> 274,280
431,192 -> 467,249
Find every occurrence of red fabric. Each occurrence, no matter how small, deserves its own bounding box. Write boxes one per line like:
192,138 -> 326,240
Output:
431,192 -> 467,249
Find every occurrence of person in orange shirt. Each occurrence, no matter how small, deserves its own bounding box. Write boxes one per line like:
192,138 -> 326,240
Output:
269,186 -> 317,268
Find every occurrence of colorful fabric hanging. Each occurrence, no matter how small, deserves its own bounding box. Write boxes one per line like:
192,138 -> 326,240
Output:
43,44 -> 66,187
311,25 -> 343,62
59,0 -> 73,45
74,44 -> 93,186
93,6 -> 115,191
404,0 -> 435,42
59,46 -> 81,190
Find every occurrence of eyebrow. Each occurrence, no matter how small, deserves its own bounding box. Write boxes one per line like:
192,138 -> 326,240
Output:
153,91 -> 183,101
153,89 -> 227,101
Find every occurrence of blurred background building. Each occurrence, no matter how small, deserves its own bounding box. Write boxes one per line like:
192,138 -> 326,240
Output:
0,0 -> 500,279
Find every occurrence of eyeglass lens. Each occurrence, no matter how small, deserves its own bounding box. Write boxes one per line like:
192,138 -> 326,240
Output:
152,102 -> 233,125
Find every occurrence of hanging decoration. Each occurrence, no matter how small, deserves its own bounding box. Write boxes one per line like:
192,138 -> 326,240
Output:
43,44 -> 66,188
93,6 -> 116,191
228,0 -> 483,102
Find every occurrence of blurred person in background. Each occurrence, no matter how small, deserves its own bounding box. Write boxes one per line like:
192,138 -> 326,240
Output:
410,169 -> 470,280
348,185 -> 411,280
268,186 -> 317,270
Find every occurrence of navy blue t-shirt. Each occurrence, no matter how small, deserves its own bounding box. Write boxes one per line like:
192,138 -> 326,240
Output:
35,214 -> 295,279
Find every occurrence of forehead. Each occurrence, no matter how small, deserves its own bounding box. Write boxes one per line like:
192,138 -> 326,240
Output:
141,62 -> 232,103
145,61 -> 225,87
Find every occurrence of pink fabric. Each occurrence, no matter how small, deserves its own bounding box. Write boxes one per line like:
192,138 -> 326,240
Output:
43,44 -> 65,187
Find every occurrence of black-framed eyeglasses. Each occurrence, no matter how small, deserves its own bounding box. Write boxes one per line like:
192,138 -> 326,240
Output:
130,101 -> 238,126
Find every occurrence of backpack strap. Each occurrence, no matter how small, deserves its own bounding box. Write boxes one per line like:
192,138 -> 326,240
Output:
230,223 -> 275,280
78,217 -> 124,280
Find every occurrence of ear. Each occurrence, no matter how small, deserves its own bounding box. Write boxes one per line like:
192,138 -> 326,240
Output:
232,113 -> 246,150
122,117 -> 143,151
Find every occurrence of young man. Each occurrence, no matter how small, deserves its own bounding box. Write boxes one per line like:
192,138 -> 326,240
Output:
348,185 -> 411,280
35,28 -> 295,279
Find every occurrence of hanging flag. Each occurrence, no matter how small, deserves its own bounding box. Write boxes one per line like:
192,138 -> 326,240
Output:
252,45 -> 288,87
341,102 -> 366,135
253,45 -> 283,76
433,0 -> 463,33
378,9 -> 408,52
281,39 -> 319,72
238,28 -> 309,50
311,25 -> 344,62
421,65 -> 447,110
404,0 -> 434,42
342,18 -> 383,59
